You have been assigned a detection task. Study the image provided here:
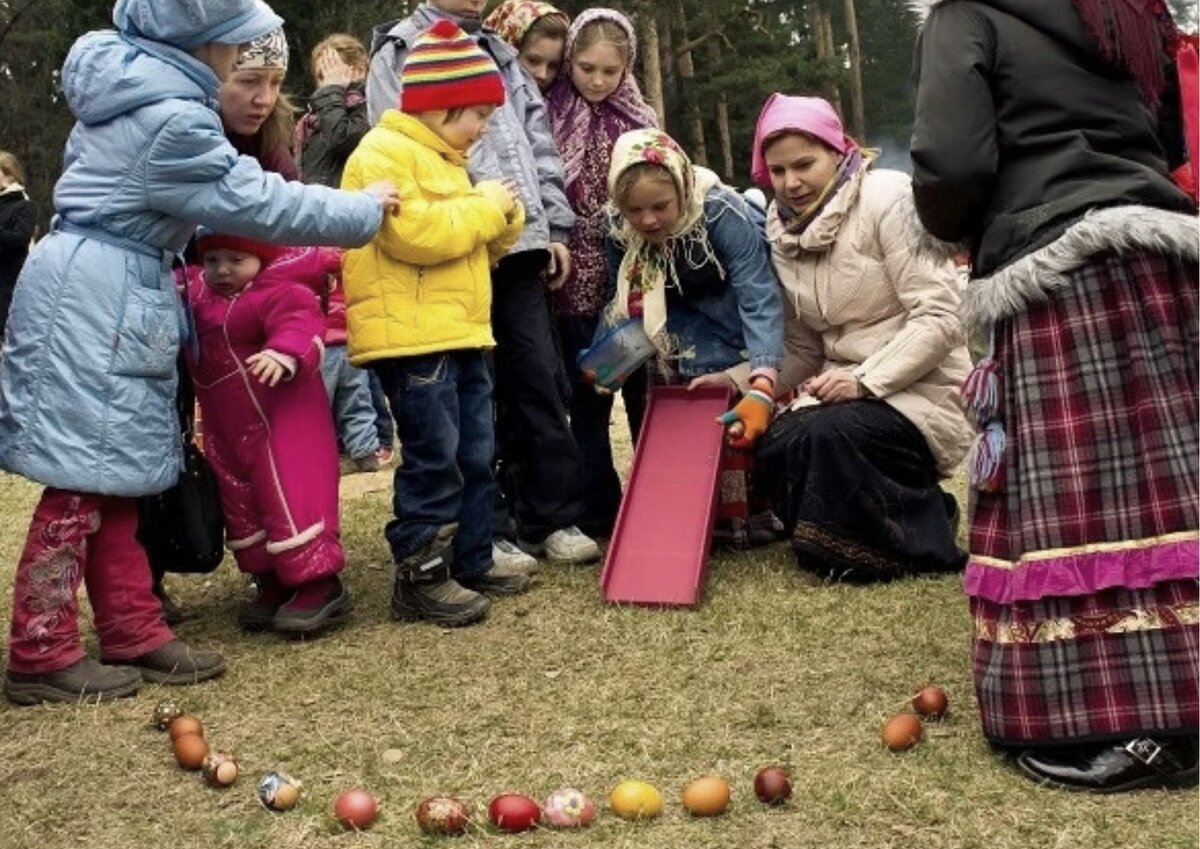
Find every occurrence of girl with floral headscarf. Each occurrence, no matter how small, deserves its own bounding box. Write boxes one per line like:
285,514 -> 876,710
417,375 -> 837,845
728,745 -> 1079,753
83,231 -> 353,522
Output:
484,0 -> 570,92
545,8 -> 658,537
603,128 -> 784,547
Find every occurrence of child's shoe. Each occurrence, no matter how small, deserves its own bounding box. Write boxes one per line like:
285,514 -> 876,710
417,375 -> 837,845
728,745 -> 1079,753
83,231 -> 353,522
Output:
492,539 -> 539,573
238,573 -> 289,632
519,526 -> 601,564
106,639 -> 225,685
272,575 -> 353,635
391,524 -> 490,627
4,658 -> 142,706
460,560 -> 537,596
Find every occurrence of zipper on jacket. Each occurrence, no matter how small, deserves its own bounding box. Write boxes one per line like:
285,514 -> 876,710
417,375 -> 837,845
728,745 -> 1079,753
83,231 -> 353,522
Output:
417,266 -> 424,302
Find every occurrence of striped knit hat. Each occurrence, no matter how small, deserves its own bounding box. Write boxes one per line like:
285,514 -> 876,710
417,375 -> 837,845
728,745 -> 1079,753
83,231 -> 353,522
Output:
401,19 -> 505,113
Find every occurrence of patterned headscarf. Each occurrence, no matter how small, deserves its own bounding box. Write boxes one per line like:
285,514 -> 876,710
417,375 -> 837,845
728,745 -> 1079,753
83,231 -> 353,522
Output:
233,27 -> 288,71
546,8 -> 659,193
606,129 -> 722,350
484,0 -> 569,50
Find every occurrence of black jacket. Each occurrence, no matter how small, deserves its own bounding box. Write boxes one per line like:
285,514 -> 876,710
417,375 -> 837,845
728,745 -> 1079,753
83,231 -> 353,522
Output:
297,81 -> 370,189
910,0 -> 1194,277
0,184 -> 34,302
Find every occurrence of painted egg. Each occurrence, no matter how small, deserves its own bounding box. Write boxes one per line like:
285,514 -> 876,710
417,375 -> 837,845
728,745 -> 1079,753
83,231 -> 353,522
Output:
153,699 -> 183,730
912,685 -> 949,719
542,788 -> 596,828
609,780 -> 663,820
488,793 -> 541,833
169,714 -> 204,741
172,733 -> 208,770
334,788 -> 379,830
414,796 -> 471,835
681,776 -> 731,817
201,751 -> 238,787
753,766 -> 792,805
257,771 -> 302,811
881,713 -> 924,751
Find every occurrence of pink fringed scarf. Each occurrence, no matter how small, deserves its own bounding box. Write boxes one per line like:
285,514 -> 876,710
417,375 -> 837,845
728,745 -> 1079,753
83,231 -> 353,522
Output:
1072,0 -> 1175,105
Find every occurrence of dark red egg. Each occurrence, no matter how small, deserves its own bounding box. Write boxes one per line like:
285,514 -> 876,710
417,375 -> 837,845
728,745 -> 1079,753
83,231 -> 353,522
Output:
912,685 -> 949,719
753,766 -> 792,805
488,793 -> 542,833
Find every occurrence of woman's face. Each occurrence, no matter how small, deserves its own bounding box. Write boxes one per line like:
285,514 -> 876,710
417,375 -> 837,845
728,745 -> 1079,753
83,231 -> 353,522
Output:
570,41 -> 625,104
762,132 -> 842,213
219,69 -> 285,135
519,34 -> 565,92
619,172 -> 681,244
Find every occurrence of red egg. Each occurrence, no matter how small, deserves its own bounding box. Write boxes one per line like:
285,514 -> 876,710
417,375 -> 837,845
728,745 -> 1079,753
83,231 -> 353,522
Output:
414,796 -> 470,836
881,713 -> 924,751
912,685 -> 949,719
488,793 -> 542,833
334,788 -> 378,830
753,766 -> 792,805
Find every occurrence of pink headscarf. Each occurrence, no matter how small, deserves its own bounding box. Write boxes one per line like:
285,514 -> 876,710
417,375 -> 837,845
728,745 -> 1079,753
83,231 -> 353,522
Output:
750,94 -> 851,188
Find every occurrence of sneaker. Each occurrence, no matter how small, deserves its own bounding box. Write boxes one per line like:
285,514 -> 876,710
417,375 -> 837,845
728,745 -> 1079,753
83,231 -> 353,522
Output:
460,560 -> 537,596
492,539 -> 539,574
238,573 -> 289,632
4,658 -> 142,706
272,576 -> 353,635
520,526 -> 601,564
105,639 -> 225,685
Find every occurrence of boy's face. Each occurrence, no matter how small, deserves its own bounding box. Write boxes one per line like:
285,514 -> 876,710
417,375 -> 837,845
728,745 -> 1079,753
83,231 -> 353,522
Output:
431,0 -> 488,20
425,105 -> 496,151
202,249 -> 262,297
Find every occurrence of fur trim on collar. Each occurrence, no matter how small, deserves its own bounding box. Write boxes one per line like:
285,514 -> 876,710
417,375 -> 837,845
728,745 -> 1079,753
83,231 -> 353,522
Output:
962,205 -> 1199,331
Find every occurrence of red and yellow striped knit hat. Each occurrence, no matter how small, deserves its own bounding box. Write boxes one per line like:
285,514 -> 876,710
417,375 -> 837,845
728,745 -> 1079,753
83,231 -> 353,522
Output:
401,19 -> 506,113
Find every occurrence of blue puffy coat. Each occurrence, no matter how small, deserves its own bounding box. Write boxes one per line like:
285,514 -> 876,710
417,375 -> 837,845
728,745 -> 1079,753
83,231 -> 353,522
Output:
0,30 -> 382,497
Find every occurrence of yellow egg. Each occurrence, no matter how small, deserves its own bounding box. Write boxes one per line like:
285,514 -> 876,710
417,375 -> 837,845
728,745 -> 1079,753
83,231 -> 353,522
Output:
609,780 -> 663,820
681,775 -> 731,816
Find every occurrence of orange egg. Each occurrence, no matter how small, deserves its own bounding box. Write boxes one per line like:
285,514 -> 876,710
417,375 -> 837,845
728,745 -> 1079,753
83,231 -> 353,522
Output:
169,714 -> 204,741
173,732 -> 209,770
681,776 -> 731,817
881,713 -> 923,751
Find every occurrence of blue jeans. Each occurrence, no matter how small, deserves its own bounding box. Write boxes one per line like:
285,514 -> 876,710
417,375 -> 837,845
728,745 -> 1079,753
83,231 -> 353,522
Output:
374,350 -> 496,578
321,345 -> 380,460
367,369 -> 396,447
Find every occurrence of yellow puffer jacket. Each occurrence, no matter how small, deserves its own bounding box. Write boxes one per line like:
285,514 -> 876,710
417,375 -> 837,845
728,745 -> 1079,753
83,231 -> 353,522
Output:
340,110 -> 524,365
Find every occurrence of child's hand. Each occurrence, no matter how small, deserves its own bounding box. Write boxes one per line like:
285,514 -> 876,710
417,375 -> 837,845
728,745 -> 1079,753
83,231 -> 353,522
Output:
316,49 -> 361,87
716,380 -> 775,449
476,180 -> 516,216
364,181 -> 401,215
246,352 -> 288,387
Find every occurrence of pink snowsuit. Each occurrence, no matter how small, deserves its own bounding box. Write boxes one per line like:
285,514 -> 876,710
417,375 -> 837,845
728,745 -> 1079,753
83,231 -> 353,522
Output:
184,247 -> 343,588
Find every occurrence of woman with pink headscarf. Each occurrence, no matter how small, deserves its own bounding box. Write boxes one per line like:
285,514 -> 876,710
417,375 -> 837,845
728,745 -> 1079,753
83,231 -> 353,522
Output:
748,93 -> 974,584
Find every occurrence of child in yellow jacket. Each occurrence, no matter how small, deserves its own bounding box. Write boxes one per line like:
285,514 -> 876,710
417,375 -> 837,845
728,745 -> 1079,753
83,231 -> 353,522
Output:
342,20 -> 526,627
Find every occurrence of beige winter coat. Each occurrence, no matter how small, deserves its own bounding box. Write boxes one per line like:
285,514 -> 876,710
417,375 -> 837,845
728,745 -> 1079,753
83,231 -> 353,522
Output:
767,166 -> 973,476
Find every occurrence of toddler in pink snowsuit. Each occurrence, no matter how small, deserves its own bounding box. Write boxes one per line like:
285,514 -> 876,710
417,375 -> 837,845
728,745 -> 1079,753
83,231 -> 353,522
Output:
186,232 -> 351,635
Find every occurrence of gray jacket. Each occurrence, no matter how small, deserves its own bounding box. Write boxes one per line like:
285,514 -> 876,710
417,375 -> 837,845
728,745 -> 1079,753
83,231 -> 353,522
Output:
367,5 -> 574,256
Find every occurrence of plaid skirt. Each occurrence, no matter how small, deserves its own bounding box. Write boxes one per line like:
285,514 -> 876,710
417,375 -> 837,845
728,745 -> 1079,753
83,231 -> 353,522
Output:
967,251 -> 1199,746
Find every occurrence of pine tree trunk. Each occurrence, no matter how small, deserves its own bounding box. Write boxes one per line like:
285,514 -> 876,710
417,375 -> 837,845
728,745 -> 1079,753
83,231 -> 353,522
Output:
640,10 -> 667,127
843,0 -> 867,140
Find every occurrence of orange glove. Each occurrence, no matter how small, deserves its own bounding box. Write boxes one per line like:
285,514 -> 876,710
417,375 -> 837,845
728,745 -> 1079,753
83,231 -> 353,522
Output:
717,383 -> 774,449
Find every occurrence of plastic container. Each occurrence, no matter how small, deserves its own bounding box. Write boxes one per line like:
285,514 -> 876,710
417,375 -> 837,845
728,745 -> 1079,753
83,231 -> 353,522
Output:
577,317 -> 656,389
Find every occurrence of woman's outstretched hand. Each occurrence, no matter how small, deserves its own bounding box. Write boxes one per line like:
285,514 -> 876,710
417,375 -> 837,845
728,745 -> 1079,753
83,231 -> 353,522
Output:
364,181 -> 401,216
803,368 -> 862,403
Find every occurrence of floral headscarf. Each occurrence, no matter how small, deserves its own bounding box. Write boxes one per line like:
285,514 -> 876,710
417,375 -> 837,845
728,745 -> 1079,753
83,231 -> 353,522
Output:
483,0 -> 568,50
606,129 -> 722,350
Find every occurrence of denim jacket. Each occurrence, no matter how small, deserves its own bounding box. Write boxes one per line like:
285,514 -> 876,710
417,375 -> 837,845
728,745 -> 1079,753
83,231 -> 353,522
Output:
606,185 -> 783,380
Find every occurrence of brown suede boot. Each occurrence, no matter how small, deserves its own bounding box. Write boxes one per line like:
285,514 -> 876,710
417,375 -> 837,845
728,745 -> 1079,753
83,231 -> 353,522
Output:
105,639 -> 225,685
4,657 -> 142,706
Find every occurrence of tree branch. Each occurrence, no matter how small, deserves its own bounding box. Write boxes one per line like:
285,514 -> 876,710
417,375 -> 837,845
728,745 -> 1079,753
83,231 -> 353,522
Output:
674,30 -> 733,57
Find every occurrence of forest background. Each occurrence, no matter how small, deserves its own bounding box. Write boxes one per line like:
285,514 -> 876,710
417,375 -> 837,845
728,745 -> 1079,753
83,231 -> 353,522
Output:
1,0 -> 1197,233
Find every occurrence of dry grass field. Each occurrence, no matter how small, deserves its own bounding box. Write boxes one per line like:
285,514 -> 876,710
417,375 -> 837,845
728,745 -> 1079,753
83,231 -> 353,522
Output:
0,417 -> 1195,849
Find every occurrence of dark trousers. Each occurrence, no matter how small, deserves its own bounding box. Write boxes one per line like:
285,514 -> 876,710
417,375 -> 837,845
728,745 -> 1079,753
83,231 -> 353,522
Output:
374,351 -> 496,579
491,251 -> 585,542
367,369 -> 395,448
557,314 -> 647,538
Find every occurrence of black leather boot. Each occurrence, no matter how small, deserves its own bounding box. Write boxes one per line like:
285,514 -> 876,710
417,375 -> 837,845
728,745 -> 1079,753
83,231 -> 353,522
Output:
1017,736 -> 1199,793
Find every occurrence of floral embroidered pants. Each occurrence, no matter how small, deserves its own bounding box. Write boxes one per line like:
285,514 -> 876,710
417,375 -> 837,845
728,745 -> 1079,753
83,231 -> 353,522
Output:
7,489 -> 173,674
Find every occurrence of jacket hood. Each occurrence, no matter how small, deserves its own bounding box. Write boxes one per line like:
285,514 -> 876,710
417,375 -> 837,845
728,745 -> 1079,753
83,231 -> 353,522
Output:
63,30 -> 216,125
113,0 -> 282,50
370,6 -> 517,66
910,0 -> 1098,56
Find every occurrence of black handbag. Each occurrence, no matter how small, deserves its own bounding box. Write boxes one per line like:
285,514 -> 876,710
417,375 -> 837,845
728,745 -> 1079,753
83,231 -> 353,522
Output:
136,357 -> 226,574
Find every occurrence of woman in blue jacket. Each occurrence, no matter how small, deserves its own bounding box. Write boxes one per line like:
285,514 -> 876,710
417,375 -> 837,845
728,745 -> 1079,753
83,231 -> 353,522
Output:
602,128 -> 784,547
1,0 -> 399,707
